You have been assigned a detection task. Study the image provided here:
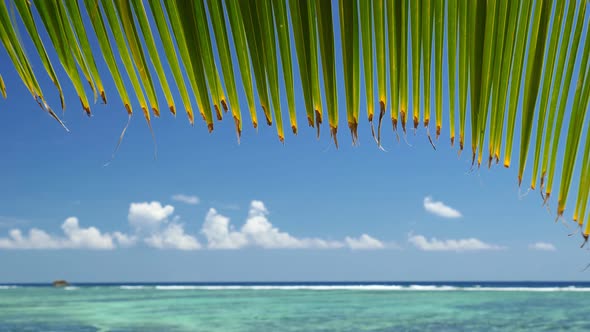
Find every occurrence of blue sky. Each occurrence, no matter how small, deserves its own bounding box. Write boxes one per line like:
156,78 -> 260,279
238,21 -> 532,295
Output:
0,1 -> 589,282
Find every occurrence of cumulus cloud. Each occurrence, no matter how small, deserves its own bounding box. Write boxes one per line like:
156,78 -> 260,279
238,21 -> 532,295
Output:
201,201 -> 385,250
529,242 -> 556,251
172,194 -> 200,205
202,208 -> 247,249
145,223 -> 201,250
408,234 -> 504,252
345,234 -> 385,250
423,196 -> 462,218
128,201 -> 174,230
0,217 -> 125,250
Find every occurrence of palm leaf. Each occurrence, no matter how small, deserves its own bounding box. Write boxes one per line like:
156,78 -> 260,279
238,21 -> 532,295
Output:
192,0 -> 226,119
82,0 -> 134,115
207,0 -> 242,135
63,0 -> 106,104
374,0 -> 386,144
487,0 -> 509,166
556,23 -> 590,216
398,0 -> 408,134
421,0 -> 432,130
239,0 -> 272,127
255,0 -> 285,142
0,73 -> 5,98
272,0 -> 297,134
359,0 -> 374,127
491,0 -> 520,161
517,0 -> 551,185
387,0 -> 399,134
32,0 -> 91,114
129,0 -> 178,116
544,1 -> 587,201
224,0 -> 257,128
339,0 -> 360,142
529,0 -> 566,189
164,0 -> 214,129
540,0 -> 578,189
503,0 -> 533,167
468,0 -> 486,163
433,0 -> 444,138
13,0 -> 64,108
290,0 -> 316,129
410,0 -> 421,130
446,0 -> 457,144
317,0 -> 339,145
147,0 -> 194,123
457,0 -> 468,151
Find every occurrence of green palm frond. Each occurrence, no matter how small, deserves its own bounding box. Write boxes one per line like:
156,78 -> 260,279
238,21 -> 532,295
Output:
0,0 -> 589,243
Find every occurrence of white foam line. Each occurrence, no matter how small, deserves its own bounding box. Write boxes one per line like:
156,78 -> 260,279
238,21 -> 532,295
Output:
120,286 -> 148,290
150,285 -> 590,292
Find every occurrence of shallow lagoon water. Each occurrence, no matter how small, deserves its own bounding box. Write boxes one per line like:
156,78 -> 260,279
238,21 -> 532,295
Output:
1,282 -> 590,331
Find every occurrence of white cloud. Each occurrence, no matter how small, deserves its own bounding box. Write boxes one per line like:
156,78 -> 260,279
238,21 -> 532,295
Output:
202,208 -> 247,249
200,201 -> 386,250
113,232 -> 137,247
0,200 -> 390,252
240,200 -> 343,249
0,217 -> 122,250
172,194 -> 200,205
345,234 -> 385,250
61,217 -> 115,249
529,242 -> 556,251
423,196 -> 462,218
128,201 -> 174,230
145,223 -> 201,250
408,234 -> 504,252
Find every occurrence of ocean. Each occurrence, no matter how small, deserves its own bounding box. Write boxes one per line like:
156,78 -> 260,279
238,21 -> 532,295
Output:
1,281 -> 590,331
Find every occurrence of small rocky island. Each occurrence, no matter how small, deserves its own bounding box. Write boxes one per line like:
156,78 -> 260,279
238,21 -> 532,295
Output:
52,280 -> 69,288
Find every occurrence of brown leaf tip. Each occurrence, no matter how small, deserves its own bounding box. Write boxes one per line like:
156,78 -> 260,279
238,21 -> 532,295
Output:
169,105 -> 176,116
330,126 -> 338,149
80,98 -> 91,117
262,106 -> 272,126
221,99 -> 228,112
152,107 -> 160,118
214,105 -> 222,120
233,116 -> 241,136
100,91 -> 107,104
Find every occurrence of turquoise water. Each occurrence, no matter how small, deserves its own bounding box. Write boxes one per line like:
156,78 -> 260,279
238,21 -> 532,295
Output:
1,283 -> 590,331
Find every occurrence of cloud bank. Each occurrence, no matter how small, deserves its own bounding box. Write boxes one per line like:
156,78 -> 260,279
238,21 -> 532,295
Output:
0,200 -> 388,251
